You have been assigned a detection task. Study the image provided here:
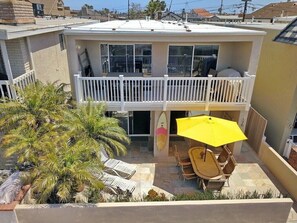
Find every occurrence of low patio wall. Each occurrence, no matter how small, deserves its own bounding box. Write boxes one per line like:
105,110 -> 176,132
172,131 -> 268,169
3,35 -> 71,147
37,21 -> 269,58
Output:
15,199 -> 292,223
259,141 -> 297,201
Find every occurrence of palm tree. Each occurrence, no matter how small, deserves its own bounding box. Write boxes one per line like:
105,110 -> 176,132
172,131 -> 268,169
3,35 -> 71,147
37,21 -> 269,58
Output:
0,82 -> 130,203
0,81 -> 70,133
145,0 -> 166,19
25,142 -> 104,203
61,101 -> 130,159
0,81 -> 71,165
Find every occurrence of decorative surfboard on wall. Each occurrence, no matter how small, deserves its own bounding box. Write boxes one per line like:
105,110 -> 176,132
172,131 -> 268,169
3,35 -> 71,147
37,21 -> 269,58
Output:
156,112 -> 168,151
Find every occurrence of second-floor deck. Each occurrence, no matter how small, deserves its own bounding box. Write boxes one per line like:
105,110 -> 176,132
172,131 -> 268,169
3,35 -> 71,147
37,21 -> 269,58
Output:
74,72 -> 255,111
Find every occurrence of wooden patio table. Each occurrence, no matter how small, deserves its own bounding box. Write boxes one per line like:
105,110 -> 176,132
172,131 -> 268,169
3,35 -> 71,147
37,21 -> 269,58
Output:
188,147 -> 223,180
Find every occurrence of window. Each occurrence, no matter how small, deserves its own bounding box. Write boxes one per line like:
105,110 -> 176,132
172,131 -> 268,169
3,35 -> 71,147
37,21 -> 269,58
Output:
59,34 -> 66,51
168,45 -> 219,77
192,45 -> 219,77
32,3 -> 44,17
100,44 -> 152,75
0,49 -> 6,78
168,46 -> 193,76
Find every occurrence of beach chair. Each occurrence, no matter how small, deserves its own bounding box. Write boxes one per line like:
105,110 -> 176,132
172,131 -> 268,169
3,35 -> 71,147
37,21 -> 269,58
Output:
100,150 -> 137,179
93,171 -> 137,195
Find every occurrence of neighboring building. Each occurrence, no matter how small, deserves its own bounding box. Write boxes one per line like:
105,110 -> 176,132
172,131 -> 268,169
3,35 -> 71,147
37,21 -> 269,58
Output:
0,7 -> 95,99
192,8 -> 213,19
0,0 -> 35,25
161,11 -> 183,21
209,15 -> 242,23
216,20 -> 297,156
64,20 -> 265,157
29,0 -> 71,17
246,1 -> 297,23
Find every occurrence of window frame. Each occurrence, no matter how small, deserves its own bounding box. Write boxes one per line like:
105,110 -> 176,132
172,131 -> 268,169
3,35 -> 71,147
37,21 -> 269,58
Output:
100,43 -> 152,75
167,44 -> 220,77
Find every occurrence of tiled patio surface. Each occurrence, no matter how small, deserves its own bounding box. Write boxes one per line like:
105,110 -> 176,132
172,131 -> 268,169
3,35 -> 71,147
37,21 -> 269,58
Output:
121,139 -> 283,198
121,138 -> 297,222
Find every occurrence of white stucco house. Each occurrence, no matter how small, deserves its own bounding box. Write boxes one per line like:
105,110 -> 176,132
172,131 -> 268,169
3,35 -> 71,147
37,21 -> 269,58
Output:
63,19 -> 265,157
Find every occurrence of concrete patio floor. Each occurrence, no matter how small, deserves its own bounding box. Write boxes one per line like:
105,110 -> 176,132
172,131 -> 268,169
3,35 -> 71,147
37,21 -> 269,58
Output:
121,139 -> 283,198
119,138 -> 297,222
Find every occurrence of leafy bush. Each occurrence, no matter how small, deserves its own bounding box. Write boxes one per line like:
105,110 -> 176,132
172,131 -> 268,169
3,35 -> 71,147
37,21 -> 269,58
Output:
144,189 -> 169,202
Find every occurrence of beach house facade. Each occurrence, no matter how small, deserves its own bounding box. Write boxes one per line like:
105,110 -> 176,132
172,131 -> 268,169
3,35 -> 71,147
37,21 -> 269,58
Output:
64,20 -> 265,157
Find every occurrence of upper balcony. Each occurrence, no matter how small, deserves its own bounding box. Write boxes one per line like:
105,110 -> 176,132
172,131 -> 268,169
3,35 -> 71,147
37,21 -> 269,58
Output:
74,72 -> 255,112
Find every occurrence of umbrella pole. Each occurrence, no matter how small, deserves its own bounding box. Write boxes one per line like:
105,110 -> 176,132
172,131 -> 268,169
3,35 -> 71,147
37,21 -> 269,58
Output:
204,144 -> 207,162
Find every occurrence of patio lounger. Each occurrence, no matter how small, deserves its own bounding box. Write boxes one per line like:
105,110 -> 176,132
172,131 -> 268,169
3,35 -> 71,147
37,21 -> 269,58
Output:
93,171 -> 137,195
100,150 -> 137,179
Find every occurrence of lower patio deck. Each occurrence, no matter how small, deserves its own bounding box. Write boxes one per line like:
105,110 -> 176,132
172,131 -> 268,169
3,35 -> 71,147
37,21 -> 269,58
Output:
120,139 -> 287,199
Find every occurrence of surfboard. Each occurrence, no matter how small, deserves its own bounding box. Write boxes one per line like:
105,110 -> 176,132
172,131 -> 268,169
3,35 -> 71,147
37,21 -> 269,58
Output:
156,112 -> 168,151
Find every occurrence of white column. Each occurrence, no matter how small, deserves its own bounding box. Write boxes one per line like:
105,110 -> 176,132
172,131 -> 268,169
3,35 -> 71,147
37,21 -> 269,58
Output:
65,36 -> 79,94
0,40 -> 13,83
233,110 -> 249,155
26,37 -> 36,73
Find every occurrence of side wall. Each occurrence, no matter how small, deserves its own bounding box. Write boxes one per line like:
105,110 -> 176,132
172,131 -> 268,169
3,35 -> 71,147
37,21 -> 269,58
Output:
6,38 -> 31,77
15,199 -> 292,223
29,31 -> 70,84
259,141 -> 297,201
251,28 -> 297,153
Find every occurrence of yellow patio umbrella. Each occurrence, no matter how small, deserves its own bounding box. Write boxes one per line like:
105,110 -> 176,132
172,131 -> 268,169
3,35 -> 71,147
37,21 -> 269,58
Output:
176,115 -> 247,160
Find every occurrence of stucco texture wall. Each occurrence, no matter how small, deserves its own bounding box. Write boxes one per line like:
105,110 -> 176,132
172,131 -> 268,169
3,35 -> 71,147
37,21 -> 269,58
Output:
250,28 -> 297,153
29,31 -> 70,85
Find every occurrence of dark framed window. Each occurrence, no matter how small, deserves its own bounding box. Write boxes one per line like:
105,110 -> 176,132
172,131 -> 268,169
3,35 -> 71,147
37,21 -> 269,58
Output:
168,45 -> 219,77
100,44 -> 152,75
59,34 -> 66,51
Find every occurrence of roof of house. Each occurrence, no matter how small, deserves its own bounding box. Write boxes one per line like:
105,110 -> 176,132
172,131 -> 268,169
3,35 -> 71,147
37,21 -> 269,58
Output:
0,17 -> 96,40
192,8 -> 213,18
65,19 -> 265,36
161,11 -> 183,21
210,15 -> 241,20
274,17 -> 297,45
246,1 -> 297,19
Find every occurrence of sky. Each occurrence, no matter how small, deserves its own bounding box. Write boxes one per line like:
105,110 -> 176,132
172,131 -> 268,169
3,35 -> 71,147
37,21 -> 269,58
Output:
64,0 -> 282,13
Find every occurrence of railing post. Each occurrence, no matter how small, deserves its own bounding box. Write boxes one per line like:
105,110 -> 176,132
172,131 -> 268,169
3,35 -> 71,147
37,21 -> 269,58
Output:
205,75 -> 213,111
119,75 -> 124,111
74,72 -> 82,103
163,75 -> 168,111
245,73 -> 255,111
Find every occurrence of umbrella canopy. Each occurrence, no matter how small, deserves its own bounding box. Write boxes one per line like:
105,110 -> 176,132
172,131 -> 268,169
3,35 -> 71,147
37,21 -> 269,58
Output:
176,115 -> 247,147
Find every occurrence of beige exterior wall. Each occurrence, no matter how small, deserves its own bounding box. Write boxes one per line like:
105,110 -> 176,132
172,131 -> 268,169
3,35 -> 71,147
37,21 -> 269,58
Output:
80,41 -> 254,77
6,38 -> 31,77
259,141 -> 297,201
249,28 -> 297,153
29,31 -> 70,84
15,199 -> 293,223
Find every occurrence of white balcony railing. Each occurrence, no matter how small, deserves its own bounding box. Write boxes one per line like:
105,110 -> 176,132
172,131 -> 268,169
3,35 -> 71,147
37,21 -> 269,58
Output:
74,73 -> 255,111
0,70 -> 36,100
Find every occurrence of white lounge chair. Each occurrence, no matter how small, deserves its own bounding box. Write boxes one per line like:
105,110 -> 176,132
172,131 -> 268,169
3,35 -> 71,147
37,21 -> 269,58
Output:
100,150 -> 137,179
93,171 -> 137,195
0,171 -> 22,204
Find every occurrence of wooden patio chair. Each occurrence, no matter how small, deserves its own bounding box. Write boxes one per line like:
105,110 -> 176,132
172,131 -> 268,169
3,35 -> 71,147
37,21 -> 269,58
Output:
222,156 -> 237,186
200,177 -> 226,193
174,145 -> 192,168
217,145 -> 232,167
180,165 -> 197,181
